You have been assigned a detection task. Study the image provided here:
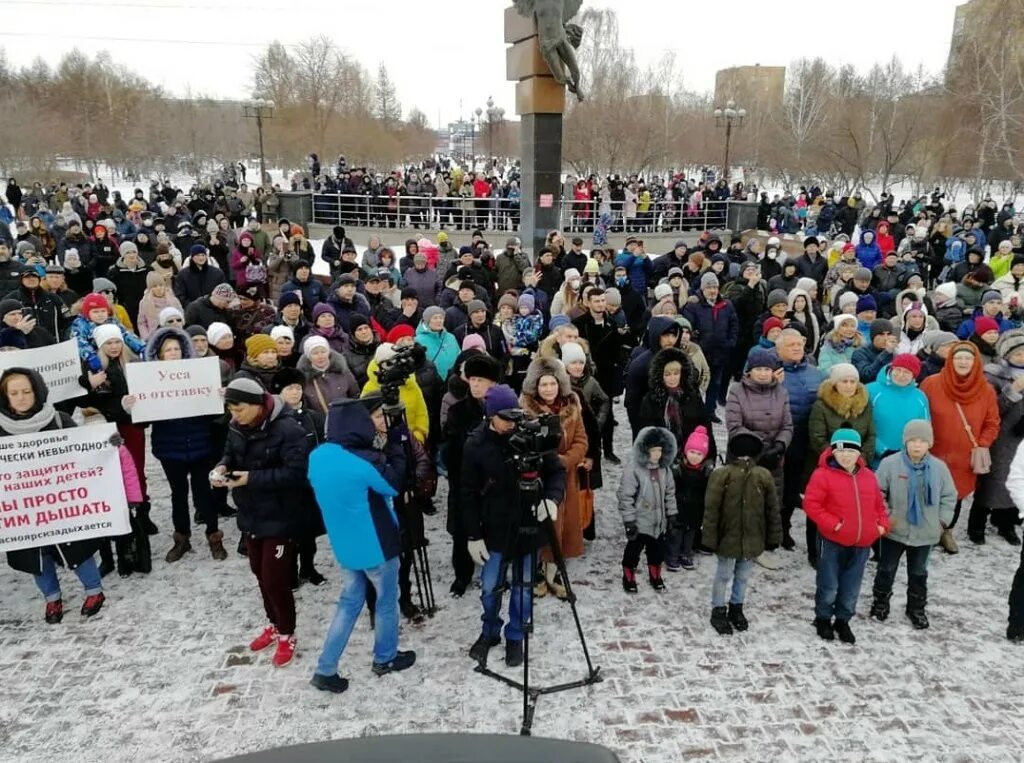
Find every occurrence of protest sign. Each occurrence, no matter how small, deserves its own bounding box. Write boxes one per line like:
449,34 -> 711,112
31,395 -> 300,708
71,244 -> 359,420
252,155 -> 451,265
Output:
0,422 -> 129,553
0,339 -> 81,402
125,356 -> 223,423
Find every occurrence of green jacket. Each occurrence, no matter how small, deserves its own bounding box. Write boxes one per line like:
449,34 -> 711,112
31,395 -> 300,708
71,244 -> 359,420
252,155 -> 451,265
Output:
806,380 -> 876,475
875,452 -> 957,547
703,458 -> 781,560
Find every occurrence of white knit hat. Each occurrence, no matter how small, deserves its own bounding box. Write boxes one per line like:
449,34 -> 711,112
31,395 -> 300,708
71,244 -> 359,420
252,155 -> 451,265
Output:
560,342 -> 587,366
654,283 -> 673,302
92,323 -> 123,348
158,306 -> 184,325
374,342 -> 396,364
303,335 -> 330,358
206,322 -> 233,346
270,325 -> 294,342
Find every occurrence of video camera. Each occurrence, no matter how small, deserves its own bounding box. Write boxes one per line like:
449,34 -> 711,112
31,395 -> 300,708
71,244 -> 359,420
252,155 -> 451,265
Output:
500,409 -> 562,461
377,343 -> 426,407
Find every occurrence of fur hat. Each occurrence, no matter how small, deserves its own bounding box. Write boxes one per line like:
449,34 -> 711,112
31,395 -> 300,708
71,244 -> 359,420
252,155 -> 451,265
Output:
634,426 -> 678,467
463,353 -> 501,382
523,356 -> 571,399
902,419 -> 934,447
271,367 -> 306,393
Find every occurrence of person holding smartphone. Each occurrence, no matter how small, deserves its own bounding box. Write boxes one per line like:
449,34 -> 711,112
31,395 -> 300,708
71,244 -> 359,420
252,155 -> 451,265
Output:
0,298 -> 54,348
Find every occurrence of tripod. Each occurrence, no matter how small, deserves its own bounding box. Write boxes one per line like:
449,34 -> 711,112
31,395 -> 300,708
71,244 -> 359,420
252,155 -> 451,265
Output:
474,460 -> 602,736
381,398 -> 437,619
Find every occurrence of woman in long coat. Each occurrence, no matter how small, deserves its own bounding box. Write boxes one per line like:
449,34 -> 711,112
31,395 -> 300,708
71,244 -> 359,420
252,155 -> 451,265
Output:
920,341 -> 1000,553
520,356 -> 588,599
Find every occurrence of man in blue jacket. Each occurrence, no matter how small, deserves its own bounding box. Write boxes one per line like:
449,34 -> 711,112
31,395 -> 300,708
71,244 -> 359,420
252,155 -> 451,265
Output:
308,395 -> 417,694
683,272 -> 738,419
614,236 -> 653,293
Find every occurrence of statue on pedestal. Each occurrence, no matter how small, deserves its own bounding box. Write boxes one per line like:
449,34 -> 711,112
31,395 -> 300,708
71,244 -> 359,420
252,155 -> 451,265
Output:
513,0 -> 586,100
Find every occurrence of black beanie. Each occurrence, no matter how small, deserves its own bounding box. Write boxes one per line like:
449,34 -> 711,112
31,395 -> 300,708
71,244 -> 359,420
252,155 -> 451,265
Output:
729,432 -> 763,460
224,378 -> 265,405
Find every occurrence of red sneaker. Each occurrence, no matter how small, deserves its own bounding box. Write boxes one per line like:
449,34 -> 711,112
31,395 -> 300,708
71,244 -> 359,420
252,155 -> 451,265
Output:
249,625 -> 278,652
45,599 -> 64,624
273,635 -> 296,667
81,593 -> 105,617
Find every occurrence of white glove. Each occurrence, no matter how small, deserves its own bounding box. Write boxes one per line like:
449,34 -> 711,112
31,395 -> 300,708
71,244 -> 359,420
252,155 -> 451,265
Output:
467,539 -> 490,566
535,499 -> 559,523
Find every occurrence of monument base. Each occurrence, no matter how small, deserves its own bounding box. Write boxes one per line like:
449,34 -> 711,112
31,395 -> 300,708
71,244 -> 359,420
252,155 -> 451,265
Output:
519,113 -> 563,259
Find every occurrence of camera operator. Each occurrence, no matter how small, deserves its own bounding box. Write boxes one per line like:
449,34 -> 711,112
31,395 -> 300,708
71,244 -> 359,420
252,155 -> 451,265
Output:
463,385 -> 566,668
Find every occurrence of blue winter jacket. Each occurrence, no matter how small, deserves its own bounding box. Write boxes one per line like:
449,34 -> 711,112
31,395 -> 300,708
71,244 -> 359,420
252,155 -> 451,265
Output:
682,295 -> 738,367
69,313 -> 146,367
866,367 -> 931,466
772,352 -> 822,426
855,230 -> 883,271
308,399 -> 405,571
415,322 -> 460,380
955,309 -> 1016,340
614,250 -> 654,292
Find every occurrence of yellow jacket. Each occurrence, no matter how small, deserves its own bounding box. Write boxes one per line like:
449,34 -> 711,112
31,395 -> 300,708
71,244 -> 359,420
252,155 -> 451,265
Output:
361,358 -> 429,442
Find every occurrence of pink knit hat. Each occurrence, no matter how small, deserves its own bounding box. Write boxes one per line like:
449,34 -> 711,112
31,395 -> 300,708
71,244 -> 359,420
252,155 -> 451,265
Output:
684,426 -> 710,457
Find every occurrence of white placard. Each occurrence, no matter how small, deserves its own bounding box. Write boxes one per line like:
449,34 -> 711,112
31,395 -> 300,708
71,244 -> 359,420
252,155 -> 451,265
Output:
0,339 -> 82,402
125,356 -> 223,423
0,422 -> 130,552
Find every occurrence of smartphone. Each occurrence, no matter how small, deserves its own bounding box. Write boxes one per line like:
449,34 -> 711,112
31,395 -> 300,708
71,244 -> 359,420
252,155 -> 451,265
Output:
21,308 -> 34,318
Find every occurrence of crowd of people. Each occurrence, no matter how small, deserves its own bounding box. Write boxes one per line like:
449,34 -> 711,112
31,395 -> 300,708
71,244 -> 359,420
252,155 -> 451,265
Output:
1,173 -> 1023,697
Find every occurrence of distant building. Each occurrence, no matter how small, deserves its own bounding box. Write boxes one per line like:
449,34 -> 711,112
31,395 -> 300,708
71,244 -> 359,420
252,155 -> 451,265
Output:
945,0 -> 1024,88
714,65 -> 785,115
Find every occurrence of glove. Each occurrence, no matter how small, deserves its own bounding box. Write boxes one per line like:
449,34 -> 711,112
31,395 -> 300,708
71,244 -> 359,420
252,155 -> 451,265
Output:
535,499 -> 559,523
108,432 -> 124,447
759,441 -> 785,471
624,522 -> 639,541
467,539 -> 490,566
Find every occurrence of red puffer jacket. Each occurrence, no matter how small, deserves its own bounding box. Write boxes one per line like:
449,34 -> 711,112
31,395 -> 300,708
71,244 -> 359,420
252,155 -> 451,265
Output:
803,450 -> 890,547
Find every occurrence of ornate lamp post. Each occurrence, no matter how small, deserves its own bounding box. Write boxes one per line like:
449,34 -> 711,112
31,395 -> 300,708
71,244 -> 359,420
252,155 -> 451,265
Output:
243,99 -> 275,187
712,98 -> 746,185
485,95 -> 505,158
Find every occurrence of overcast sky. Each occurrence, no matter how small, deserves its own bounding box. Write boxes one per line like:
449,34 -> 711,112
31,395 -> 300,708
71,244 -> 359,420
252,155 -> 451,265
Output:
1,0 -> 962,126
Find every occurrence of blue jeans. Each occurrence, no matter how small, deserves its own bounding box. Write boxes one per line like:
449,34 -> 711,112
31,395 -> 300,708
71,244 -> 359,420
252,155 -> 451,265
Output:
33,552 -> 102,602
873,537 -> 931,596
815,538 -> 870,621
315,556 -> 399,676
480,551 -> 533,643
711,556 -> 755,607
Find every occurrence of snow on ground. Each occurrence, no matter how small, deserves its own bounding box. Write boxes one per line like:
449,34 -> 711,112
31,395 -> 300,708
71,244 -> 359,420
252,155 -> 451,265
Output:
1,403 -> 1022,762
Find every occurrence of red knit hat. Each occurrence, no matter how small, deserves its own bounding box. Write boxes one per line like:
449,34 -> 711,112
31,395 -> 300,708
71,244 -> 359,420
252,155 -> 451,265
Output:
81,292 -> 110,317
385,324 -> 416,344
684,425 -> 710,457
890,353 -> 921,378
762,317 -> 785,337
975,316 -> 1000,336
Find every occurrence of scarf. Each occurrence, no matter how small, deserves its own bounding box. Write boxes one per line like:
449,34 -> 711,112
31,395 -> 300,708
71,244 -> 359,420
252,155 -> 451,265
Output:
939,342 -> 987,403
0,402 -> 58,436
901,451 -> 934,526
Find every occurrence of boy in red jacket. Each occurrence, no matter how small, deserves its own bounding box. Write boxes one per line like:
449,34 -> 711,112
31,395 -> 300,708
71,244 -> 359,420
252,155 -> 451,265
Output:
804,427 -> 890,645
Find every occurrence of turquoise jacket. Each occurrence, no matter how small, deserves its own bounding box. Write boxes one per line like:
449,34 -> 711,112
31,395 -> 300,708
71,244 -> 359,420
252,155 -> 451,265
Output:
415,321 -> 460,380
866,366 -> 931,467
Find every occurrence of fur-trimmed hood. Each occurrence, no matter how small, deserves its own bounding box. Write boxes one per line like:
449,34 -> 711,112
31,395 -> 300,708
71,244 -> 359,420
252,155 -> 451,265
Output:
648,346 -> 699,402
522,356 -> 572,399
144,326 -> 196,361
817,378 -> 869,418
297,349 -> 354,378
633,425 -> 677,467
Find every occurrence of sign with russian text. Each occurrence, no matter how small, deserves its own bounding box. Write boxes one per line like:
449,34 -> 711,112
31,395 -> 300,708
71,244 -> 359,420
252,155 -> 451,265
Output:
0,422 -> 129,553
125,356 -> 223,423
0,339 -> 82,403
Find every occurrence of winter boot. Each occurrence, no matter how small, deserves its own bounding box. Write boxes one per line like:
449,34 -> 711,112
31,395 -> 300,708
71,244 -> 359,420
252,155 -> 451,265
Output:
1008,623 -> 1024,642
938,529 -> 959,554
997,525 -> 1022,546
469,634 -> 501,663
781,531 -> 796,551
165,532 -> 192,563
648,564 -> 666,591
814,617 -> 835,641
968,530 -> 986,545
544,562 -> 567,599
727,603 -> 749,632
505,639 -> 524,667
833,619 -> 856,644
136,500 -> 158,536
869,589 -> 892,621
372,650 -> 417,676
207,531 -> 228,561
114,536 -> 135,578
401,600 -> 426,624
622,567 -> 638,594
98,541 -> 115,577
237,532 -> 248,557
710,606 -> 733,635
81,592 -> 105,617
44,599 -> 63,625
906,578 -> 929,630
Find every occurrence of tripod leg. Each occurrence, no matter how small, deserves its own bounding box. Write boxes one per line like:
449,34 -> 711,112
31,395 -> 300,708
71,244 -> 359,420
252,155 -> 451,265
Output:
408,550 -> 427,615
541,516 -> 600,679
418,546 -> 436,614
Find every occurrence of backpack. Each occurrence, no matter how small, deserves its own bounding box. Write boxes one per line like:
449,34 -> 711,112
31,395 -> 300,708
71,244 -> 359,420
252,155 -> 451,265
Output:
244,258 -> 267,284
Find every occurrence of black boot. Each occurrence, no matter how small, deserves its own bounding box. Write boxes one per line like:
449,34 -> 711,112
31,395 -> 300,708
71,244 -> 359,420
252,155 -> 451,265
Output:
833,619 -> 856,644
114,536 -> 135,578
622,567 -> 638,594
98,541 -> 115,578
997,526 -> 1022,546
1008,623 -> 1024,642
869,589 -> 892,621
136,500 -> 159,536
237,532 -> 248,556
906,577 -> 929,630
781,531 -> 796,551
469,634 -> 500,663
814,617 -> 835,641
710,606 -> 733,635
727,603 -> 749,632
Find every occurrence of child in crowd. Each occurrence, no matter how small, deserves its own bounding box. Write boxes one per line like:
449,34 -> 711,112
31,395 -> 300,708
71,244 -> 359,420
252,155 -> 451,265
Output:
804,427 -> 891,644
70,291 -> 146,372
666,426 -> 713,571
872,420 -> 956,629
617,426 -> 678,593
703,433 -> 781,635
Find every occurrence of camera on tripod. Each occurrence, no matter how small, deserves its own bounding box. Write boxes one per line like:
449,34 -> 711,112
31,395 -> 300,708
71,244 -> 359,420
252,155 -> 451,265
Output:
377,343 -> 426,406
501,410 -> 562,461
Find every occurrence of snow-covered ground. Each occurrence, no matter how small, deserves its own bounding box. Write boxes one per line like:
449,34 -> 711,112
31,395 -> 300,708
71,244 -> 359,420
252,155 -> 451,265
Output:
0,404 -> 1021,762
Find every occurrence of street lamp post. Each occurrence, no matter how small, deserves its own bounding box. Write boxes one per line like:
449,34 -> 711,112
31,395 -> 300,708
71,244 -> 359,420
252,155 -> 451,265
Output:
485,95 -> 505,161
472,107 -> 482,170
243,99 -> 275,188
712,98 -> 746,186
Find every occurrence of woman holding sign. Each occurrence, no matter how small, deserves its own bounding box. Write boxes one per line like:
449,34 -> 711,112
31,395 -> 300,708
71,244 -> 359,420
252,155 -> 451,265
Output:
0,367 -> 140,622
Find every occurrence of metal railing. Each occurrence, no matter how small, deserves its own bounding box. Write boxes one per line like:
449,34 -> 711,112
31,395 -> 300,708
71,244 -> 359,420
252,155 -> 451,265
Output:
310,193 -> 735,233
